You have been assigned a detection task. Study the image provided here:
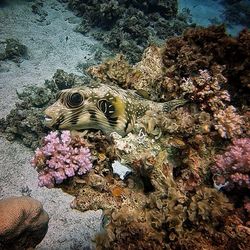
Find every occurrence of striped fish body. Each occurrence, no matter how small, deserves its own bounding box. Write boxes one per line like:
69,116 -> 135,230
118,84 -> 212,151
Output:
44,84 -> 186,136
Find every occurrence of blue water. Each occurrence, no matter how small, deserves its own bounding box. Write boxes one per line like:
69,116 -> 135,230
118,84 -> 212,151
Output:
179,0 -> 249,36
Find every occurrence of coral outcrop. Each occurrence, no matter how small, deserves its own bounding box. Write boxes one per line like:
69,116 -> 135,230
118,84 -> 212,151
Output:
69,0 -> 191,62
0,69 -> 84,148
221,0 -> 250,27
0,38 -> 28,63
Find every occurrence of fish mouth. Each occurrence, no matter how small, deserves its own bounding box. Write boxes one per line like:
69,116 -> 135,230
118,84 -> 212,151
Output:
44,115 -> 54,127
44,115 -> 52,122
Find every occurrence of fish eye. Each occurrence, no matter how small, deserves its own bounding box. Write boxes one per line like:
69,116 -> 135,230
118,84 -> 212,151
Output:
67,92 -> 84,108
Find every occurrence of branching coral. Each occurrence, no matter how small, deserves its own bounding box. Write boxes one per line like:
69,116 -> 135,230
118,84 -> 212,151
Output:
180,66 -> 230,112
211,138 -> 250,191
214,106 -> 244,139
31,131 -> 92,188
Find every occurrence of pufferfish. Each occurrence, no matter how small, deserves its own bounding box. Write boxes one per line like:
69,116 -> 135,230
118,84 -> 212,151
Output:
44,83 -> 187,136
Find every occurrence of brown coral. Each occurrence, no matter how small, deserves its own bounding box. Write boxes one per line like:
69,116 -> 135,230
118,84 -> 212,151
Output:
95,207 -> 164,250
188,187 -> 233,227
0,196 -> 49,250
87,54 -> 132,88
162,25 -> 250,105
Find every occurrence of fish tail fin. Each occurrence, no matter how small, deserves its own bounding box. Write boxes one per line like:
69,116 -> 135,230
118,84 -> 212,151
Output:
163,99 -> 188,112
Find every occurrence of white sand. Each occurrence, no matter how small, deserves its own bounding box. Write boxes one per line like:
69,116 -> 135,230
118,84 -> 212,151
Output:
0,0 -> 102,249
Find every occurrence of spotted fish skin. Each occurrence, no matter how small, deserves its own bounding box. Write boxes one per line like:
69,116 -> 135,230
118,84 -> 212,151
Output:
44,83 -> 186,136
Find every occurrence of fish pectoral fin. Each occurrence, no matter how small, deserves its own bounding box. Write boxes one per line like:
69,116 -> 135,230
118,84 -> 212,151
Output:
163,99 -> 188,112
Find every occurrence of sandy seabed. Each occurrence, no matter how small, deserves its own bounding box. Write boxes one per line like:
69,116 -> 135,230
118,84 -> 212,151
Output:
0,0 -> 102,249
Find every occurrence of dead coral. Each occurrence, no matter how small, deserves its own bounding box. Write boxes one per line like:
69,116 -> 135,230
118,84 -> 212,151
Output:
88,45 -> 164,99
87,54 -> 132,88
128,45 -> 164,95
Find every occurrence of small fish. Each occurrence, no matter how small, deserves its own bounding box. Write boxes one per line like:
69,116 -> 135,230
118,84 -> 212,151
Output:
44,83 -> 187,136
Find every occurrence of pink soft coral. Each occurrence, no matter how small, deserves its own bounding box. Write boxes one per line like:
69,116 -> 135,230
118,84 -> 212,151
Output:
31,131 -> 92,188
211,138 -> 250,191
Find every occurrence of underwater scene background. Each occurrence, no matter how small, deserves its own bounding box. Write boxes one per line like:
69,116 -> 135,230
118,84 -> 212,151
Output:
0,0 -> 249,249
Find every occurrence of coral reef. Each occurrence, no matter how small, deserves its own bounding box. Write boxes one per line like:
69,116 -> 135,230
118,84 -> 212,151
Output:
179,67 -> 230,112
0,101 -> 47,149
31,0 -> 48,23
32,130 -> 92,188
3,26 -> 249,148
1,25 -> 250,249
0,196 -> 49,250
162,25 -> 250,97
69,0 -> 191,62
